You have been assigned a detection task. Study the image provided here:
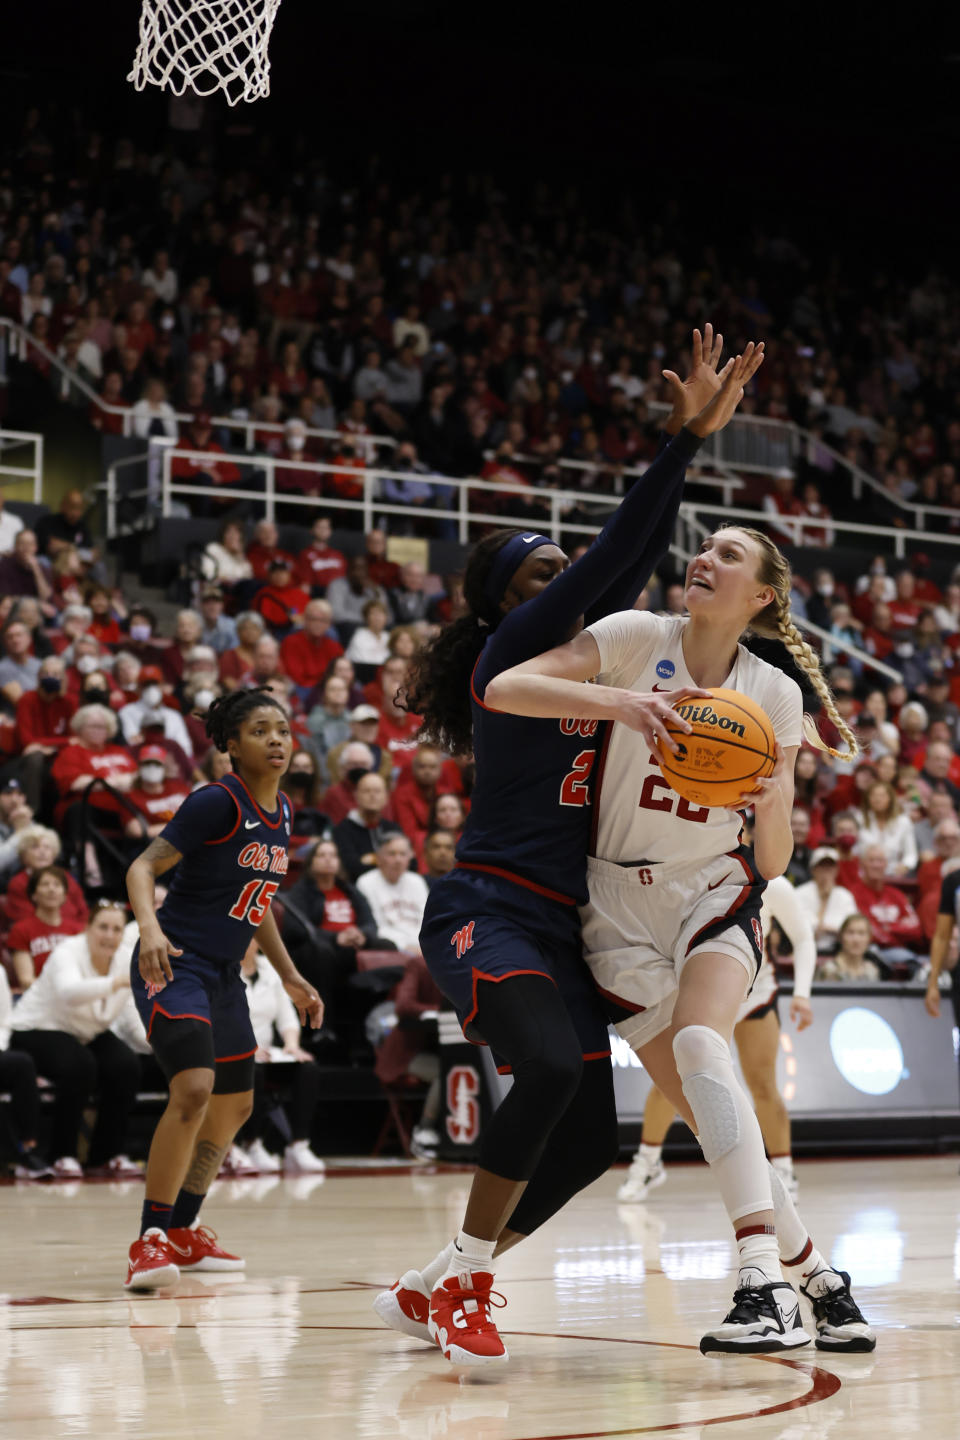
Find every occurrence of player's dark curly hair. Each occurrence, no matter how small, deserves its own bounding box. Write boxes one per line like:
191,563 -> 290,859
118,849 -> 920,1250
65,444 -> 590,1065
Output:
401,528 -> 523,756
204,687 -> 286,761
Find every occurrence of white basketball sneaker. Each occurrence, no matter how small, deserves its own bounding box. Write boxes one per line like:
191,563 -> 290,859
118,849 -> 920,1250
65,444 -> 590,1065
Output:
800,1269 -> 876,1352
700,1277 -> 811,1354
373,1269 -> 433,1343
246,1139 -> 281,1173
617,1149 -> 667,1203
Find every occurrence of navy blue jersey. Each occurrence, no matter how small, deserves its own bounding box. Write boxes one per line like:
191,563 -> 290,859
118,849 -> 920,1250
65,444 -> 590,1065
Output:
155,771 -> 291,964
456,427 -> 702,905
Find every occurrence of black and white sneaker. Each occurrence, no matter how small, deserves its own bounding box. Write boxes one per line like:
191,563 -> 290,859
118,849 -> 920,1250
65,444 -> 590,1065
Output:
800,1269 -> 876,1352
700,1280 -> 811,1355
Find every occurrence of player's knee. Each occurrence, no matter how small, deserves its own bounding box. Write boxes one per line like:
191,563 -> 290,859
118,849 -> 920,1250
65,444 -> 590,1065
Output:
673,1024 -> 740,1165
745,1072 -> 779,1106
169,1073 -> 214,1124
232,1091 -> 255,1127
672,1023 -> 730,1079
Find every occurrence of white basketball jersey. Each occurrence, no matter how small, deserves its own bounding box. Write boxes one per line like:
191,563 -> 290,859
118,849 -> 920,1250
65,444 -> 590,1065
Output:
586,612 -> 803,866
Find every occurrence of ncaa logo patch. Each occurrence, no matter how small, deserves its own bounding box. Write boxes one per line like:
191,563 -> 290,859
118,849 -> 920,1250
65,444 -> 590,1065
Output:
656,659 -> 676,680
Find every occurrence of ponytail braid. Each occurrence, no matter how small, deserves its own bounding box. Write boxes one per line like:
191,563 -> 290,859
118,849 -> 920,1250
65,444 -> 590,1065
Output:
723,525 -> 860,761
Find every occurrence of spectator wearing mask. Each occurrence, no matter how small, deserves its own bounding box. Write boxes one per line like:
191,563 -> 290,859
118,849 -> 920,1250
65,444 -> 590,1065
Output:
123,606 -> 167,671
334,770 -> 405,882
296,514 -> 347,594
8,902 -> 139,1179
10,654 -> 76,811
817,914 -> 884,983
118,665 -> 194,757
848,843 -> 923,968
856,780 -> 918,878
356,834 -> 428,954
319,740 -> 376,826
4,825 -> 89,928
124,744 -> 190,839
325,706 -> 391,785
7,865 -> 85,990
280,599 -> 343,700
793,847 -> 859,955
421,828 -> 456,887
198,585 -> 238,655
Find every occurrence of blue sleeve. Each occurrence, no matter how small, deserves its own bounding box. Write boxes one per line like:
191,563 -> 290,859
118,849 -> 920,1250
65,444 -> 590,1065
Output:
475,427 -> 701,692
159,783 -> 239,856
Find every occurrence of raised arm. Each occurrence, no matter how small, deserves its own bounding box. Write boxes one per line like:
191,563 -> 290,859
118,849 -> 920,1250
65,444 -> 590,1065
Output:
483,343 -> 764,681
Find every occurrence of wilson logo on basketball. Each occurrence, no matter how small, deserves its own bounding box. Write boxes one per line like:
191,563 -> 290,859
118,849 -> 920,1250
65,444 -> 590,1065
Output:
672,703 -> 746,738
450,921 -> 476,960
445,1066 -> 481,1145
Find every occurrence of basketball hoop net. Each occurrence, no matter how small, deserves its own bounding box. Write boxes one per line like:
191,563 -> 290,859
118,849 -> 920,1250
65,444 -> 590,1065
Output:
128,0 -> 282,106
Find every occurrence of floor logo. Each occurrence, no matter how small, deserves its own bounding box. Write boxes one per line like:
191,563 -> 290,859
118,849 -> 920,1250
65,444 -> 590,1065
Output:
829,1007 -> 904,1096
656,659 -> 676,680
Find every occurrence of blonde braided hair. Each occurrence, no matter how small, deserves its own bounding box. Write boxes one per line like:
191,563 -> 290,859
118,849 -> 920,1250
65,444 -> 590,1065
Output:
723,526 -> 860,761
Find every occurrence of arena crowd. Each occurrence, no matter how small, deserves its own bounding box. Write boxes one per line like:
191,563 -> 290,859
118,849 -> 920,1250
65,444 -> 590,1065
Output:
0,102 -> 958,1179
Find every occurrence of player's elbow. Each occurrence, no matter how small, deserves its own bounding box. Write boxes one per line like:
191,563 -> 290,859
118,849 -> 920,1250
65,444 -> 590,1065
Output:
481,674 -> 512,713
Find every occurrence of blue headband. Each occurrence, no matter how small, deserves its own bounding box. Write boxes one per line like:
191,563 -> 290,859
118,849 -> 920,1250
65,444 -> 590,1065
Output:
482,532 -> 555,614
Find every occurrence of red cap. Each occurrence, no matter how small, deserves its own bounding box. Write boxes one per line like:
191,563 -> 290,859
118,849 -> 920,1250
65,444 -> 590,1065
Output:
139,665 -> 164,684
139,744 -> 167,762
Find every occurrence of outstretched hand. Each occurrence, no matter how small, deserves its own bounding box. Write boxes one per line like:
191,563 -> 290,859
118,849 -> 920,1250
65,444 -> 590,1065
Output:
662,323 -> 726,424
686,343 -> 765,438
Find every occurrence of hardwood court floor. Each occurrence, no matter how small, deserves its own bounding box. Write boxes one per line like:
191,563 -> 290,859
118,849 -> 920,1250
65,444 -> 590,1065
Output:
2,1155 -> 959,1439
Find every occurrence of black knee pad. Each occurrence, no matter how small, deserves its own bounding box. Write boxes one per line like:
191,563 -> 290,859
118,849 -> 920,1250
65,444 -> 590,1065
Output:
474,975 -> 586,1181
150,1015 -> 216,1083
214,1055 -> 256,1095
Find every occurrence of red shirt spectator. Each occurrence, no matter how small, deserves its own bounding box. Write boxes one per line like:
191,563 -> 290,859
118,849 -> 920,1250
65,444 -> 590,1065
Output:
296,518 -> 347,592
280,602 -> 344,690
253,559 -> 312,631
50,708 -> 138,823
15,673 -> 77,751
364,531 -> 402,591
7,912 -> 85,981
246,520 -> 297,582
848,847 -> 923,950
4,868 -> 89,930
388,745 -> 456,860
171,416 -> 242,492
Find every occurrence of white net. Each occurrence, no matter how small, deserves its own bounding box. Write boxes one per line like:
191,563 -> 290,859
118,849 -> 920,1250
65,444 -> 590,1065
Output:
128,0 -> 282,107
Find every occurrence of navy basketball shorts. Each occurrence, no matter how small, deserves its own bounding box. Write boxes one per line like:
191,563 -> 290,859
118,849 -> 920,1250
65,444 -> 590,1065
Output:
421,867 -> 611,1063
131,945 -> 256,1087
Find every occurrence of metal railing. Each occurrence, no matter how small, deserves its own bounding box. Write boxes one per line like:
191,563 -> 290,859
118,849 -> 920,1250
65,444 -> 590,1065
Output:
677,498 -> 960,563
0,317 -> 395,455
0,428 -> 44,503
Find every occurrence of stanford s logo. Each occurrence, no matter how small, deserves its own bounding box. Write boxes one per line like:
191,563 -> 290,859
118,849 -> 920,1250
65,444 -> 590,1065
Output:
445,1065 -> 481,1146
751,918 -> 763,952
450,921 -> 475,960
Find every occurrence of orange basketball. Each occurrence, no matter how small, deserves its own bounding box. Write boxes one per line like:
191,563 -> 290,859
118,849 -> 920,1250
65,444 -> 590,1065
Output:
655,687 -> 776,808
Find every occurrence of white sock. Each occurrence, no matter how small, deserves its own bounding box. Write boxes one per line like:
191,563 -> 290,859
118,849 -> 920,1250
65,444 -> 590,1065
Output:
736,1226 -> 783,1287
673,1025 -> 772,1222
770,1154 -> 794,1180
420,1241 -> 454,1290
766,1162 -> 832,1291
451,1229 -> 496,1274
638,1142 -> 662,1165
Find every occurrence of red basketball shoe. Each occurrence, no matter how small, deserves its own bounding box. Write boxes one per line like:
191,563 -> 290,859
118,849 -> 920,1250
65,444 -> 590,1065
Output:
428,1271 -> 508,1365
124,1228 -> 180,1291
373,1269 -> 432,1342
166,1225 -> 245,1272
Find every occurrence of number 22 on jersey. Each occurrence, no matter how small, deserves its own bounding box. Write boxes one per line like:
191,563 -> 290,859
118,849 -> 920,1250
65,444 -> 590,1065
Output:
638,753 -> 709,823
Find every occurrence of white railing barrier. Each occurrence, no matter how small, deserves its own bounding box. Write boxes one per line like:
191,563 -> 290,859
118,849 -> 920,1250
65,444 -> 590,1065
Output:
0,429 -> 44,504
